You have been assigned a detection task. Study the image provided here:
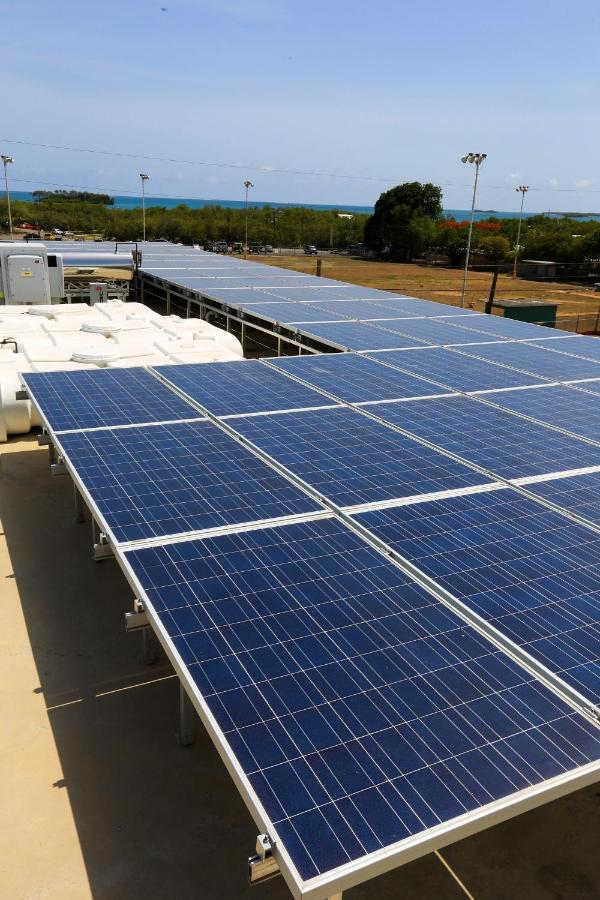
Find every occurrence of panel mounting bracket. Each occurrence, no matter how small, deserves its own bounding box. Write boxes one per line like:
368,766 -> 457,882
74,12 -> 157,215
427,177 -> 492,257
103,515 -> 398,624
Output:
15,389 -> 28,401
37,432 -> 51,446
50,458 -> 67,476
248,834 -> 280,885
125,599 -> 149,631
93,532 -> 114,560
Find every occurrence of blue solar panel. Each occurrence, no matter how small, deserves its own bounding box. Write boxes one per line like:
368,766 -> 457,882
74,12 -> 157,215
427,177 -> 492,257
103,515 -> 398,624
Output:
237,302 -> 348,324
365,347 -> 545,392
356,490 -> 600,705
269,353 -> 449,403
374,317 -> 505,347
461,342 -> 600,381
525,471 -> 600,527
452,317 -> 565,341
570,379 -> 600,395
196,288 -> 275,306
368,395 -> 600,479
370,298 -> 480,318
529,335 -> 600,362
125,517 -> 600,885
57,421 -> 320,542
23,368 -> 198,432
298,299 -> 421,320
298,321 -> 427,350
244,287 -> 362,303
483,385 -> 600,442
155,360 -> 333,416
228,406 -> 490,505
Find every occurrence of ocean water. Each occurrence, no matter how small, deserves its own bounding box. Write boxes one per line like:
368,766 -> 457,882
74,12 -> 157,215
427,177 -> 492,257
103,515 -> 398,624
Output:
8,191 -> 600,221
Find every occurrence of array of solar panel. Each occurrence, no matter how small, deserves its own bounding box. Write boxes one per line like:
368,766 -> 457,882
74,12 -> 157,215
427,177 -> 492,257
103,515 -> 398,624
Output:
482,385 -> 600,443
355,490 -> 600,704
370,317 -> 507,347
365,347 -> 546,392
57,421 -> 320,542
242,287 -> 367,303
192,288 -> 276,306
22,367 -> 198,432
529,335 -> 600,362
462,342 -> 600,381
125,516 -> 600,883
293,299 -> 422,320
298,321 -> 427,350
155,359 -> 334,416
268,353 -> 450,403
366,395 -> 600,479
228,406 -> 490,506
234,301 -> 349,324
453,317 -> 570,341
525,471 -> 600,527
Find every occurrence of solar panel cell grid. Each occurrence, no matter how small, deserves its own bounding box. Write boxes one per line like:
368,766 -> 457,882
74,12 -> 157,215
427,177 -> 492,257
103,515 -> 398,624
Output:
462,342 -> 600,381
23,367 -> 197,432
125,518 -> 600,884
155,359 -> 333,416
299,321 -> 427,350
374,317 -> 506,347
369,395 -> 600,479
356,490 -> 600,705
482,385 -> 600,442
268,353 -> 450,403
228,406 -> 491,506
365,347 -> 545,392
454,317 -> 568,341
529,335 -> 600,362
57,421 -> 320,542
526,472 -> 600,527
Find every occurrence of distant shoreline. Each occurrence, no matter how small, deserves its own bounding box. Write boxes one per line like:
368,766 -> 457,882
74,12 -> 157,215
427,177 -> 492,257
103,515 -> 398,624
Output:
8,191 -> 600,222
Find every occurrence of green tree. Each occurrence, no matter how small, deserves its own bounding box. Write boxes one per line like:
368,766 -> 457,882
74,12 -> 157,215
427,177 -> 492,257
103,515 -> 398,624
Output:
478,235 -> 510,263
364,182 -> 443,260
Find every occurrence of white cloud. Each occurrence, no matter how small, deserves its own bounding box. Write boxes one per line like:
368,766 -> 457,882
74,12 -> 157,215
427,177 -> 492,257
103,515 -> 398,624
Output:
574,179 -> 592,189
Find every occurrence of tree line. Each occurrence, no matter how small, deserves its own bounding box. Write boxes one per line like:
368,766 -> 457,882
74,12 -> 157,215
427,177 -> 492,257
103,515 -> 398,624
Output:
2,187 -> 600,266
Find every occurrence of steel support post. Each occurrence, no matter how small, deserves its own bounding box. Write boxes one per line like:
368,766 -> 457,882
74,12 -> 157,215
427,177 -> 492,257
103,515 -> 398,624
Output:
277,336 -> 282,357
74,484 -> 85,523
186,297 -> 191,318
177,682 -> 195,746
241,321 -> 246,353
142,627 -> 160,665
166,289 -> 171,315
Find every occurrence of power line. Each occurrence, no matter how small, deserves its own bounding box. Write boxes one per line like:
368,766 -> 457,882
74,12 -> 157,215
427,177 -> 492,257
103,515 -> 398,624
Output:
2,137 -> 599,195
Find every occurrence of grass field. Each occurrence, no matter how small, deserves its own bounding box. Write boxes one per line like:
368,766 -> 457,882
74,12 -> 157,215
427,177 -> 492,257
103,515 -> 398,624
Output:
260,255 -> 600,331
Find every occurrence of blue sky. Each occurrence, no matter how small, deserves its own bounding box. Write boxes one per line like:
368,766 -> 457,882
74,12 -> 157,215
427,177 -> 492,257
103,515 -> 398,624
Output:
2,0 -> 599,212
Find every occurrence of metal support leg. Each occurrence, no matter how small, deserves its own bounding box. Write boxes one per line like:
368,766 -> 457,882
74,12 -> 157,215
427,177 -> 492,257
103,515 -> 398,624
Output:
166,289 -> 171,314
48,441 -> 56,467
142,627 -> 160,665
74,484 -> 85,523
177,682 -> 195,746
92,519 -> 113,560
277,336 -> 282,357
186,297 -> 191,318
241,321 -> 246,354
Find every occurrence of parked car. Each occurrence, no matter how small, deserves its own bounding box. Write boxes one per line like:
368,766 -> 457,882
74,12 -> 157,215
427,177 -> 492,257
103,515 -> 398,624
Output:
263,244 -> 273,253
304,245 -> 318,255
232,241 -> 243,253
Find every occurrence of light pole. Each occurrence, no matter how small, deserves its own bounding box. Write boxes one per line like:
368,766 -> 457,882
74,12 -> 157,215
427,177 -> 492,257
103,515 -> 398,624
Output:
140,173 -> 149,241
2,155 -> 14,238
512,185 -> 529,277
460,152 -> 487,308
244,180 -> 253,257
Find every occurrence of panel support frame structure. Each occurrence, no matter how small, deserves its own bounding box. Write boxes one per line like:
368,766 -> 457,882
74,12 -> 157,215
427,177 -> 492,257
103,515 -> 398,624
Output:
23,359 -> 600,900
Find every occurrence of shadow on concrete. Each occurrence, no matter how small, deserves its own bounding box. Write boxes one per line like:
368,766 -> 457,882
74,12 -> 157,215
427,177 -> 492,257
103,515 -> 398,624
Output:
2,435 -> 598,900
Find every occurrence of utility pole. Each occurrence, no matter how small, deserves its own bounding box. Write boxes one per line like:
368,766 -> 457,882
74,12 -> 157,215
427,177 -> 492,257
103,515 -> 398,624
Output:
140,173 -> 149,241
512,185 -> 529,277
1,155 -> 14,237
244,180 -> 253,258
460,152 -> 487,308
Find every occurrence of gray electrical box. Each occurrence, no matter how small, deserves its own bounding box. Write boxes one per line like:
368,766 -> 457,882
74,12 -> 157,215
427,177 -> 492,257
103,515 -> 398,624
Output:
89,282 -> 109,304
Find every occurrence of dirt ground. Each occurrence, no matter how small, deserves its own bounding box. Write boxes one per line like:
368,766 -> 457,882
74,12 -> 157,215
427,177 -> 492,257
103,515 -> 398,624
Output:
2,434 -> 600,900
260,256 -> 600,328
